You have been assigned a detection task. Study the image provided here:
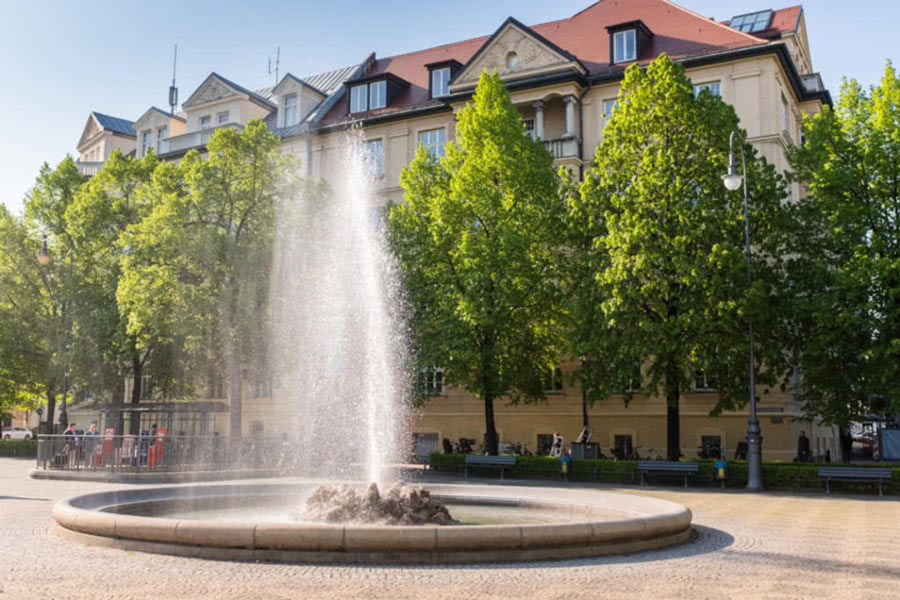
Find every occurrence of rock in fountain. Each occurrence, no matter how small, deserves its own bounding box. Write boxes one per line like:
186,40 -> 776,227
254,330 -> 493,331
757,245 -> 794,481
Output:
295,482 -> 455,526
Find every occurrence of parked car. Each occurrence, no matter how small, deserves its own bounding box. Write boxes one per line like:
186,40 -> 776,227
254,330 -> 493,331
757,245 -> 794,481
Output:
2,427 -> 33,440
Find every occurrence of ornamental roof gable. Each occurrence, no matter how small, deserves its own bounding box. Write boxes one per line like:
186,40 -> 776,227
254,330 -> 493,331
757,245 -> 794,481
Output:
451,17 -> 586,90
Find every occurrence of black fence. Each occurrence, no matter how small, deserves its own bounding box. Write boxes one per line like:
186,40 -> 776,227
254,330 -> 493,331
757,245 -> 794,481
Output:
35,434 -> 297,473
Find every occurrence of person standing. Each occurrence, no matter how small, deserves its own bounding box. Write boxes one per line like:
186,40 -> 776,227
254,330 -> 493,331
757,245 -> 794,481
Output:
840,426 -> 853,463
797,430 -> 811,463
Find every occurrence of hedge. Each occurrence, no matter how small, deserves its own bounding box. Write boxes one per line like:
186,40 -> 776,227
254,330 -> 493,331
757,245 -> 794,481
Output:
427,452 -> 900,494
0,439 -> 38,457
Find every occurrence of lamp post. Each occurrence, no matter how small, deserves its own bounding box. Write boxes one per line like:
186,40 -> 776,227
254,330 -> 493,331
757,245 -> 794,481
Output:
722,131 -> 764,492
37,235 -> 70,434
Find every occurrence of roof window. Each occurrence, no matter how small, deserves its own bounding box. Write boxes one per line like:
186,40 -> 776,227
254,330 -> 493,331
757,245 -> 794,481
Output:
729,10 -> 773,33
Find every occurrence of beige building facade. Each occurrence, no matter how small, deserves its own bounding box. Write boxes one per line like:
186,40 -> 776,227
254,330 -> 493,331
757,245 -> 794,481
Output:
69,1 -> 838,460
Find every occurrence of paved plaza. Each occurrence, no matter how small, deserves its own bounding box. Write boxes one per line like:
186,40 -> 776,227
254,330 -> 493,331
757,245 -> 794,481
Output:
2,458 -> 898,600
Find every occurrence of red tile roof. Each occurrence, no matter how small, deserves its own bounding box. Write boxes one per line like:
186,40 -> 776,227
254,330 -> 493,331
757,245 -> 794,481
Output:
321,0 -> 790,125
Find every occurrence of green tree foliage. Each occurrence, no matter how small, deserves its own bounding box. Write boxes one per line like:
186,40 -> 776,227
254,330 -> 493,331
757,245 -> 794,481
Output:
119,120 -> 295,437
65,150 -> 174,433
388,71 -> 564,455
574,55 -> 788,460
787,63 -> 900,423
0,206 -> 49,433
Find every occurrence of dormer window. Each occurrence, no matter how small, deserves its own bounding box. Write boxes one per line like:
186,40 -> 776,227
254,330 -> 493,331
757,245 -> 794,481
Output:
613,30 -> 636,64
284,94 -> 297,126
607,20 -> 652,66
432,68 -> 451,98
369,80 -> 387,110
350,85 -> 368,113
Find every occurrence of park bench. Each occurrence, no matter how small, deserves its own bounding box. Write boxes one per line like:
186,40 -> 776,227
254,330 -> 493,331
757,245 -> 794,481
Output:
637,460 -> 699,488
817,466 -> 893,496
464,454 -> 517,480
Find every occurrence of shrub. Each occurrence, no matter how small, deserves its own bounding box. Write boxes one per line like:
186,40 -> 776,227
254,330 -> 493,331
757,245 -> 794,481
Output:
0,439 -> 38,457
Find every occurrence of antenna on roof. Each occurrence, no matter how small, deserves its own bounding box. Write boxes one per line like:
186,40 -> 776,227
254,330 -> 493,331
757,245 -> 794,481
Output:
168,44 -> 179,115
268,46 -> 280,85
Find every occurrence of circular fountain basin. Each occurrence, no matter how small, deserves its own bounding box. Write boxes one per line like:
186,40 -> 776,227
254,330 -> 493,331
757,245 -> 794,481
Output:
52,482 -> 692,564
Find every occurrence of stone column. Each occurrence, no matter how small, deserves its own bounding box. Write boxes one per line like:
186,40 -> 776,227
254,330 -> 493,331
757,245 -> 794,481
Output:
533,100 -> 545,140
564,96 -> 577,138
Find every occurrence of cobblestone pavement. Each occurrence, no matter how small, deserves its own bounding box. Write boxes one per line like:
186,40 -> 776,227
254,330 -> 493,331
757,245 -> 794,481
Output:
2,458 -> 898,600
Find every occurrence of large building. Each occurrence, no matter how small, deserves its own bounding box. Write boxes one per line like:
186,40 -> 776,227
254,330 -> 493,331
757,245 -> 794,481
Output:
67,0 -> 837,461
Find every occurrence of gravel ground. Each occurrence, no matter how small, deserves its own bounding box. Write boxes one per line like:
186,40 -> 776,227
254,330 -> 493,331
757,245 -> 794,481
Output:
2,458 -> 898,600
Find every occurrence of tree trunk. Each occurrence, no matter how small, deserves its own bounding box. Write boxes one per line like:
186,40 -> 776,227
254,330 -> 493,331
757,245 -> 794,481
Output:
228,349 -> 242,439
483,392 -> 498,455
129,353 -> 143,436
582,386 -> 590,428
44,382 -> 56,434
113,378 -> 125,435
665,358 -> 681,461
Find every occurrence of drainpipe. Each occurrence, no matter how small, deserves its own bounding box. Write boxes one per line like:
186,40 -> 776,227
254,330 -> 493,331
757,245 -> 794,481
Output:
577,80 -> 592,181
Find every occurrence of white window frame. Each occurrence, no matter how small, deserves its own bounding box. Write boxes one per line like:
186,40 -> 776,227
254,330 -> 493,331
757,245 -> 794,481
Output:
418,128 -> 446,159
693,82 -> 722,98
523,118 -> 535,139
217,111 -> 229,124
613,30 -> 636,64
157,126 -> 167,152
369,80 -> 387,110
603,98 -> 619,130
350,84 -> 368,113
141,130 -> 152,155
781,92 -> 790,136
284,94 -> 297,127
693,369 -> 717,392
432,67 -> 451,98
366,138 -> 384,177
200,115 -> 211,130
420,366 -> 444,396
543,367 -> 564,394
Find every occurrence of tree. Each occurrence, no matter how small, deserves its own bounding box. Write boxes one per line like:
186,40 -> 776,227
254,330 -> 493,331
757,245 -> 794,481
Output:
0,206 -> 49,436
65,150 -> 173,433
19,157 -> 87,431
786,63 -> 900,423
119,120 -> 294,437
387,71 -> 565,455
575,55 -> 788,460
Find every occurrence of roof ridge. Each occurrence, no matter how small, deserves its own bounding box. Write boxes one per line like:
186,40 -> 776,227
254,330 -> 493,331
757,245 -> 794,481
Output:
662,0 -> 767,44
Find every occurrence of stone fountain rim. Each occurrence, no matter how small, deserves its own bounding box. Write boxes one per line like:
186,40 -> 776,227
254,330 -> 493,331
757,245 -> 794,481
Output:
52,481 -> 693,564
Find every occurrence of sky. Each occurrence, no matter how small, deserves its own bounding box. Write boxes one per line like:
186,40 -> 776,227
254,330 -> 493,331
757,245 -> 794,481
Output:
1,0 -> 897,216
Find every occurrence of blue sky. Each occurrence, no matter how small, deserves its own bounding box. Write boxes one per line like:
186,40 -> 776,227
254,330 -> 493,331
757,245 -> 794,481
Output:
1,0 -> 896,215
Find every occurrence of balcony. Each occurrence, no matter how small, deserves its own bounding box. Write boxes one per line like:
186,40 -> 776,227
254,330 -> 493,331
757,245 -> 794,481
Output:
542,136 -> 580,160
76,161 -> 103,177
158,122 -> 243,155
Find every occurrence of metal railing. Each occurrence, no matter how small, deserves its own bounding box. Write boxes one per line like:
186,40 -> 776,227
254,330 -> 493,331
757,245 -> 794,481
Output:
159,123 -> 242,155
35,434 -> 295,473
542,136 -> 579,160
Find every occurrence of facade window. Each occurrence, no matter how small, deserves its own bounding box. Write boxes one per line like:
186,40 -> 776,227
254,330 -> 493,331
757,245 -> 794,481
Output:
141,130 -> 152,155
614,434 -> 634,459
139,375 -> 153,401
420,367 -> 444,396
418,128 -> 446,159
613,29 -> 636,63
366,139 -> 384,177
432,67 -> 451,98
694,369 -> 717,391
693,82 -> 722,98
200,116 -> 211,129
157,126 -> 167,152
350,84 -> 368,113
626,362 -> 642,392
369,81 -> 387,110
700,435 -> 723,458
781,93 -> 790,135
523,118 -> 536,139
543,367 -> 564,393
603,99 -> 619,129
217,111 -> 229,124
284,94 -> 297,127
252,381 -> 271,398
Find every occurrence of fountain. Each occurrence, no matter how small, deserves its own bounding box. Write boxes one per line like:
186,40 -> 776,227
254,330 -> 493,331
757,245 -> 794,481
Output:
51,134 -> 693,563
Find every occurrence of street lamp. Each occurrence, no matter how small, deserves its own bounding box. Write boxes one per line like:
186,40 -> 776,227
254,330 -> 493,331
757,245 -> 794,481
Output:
723,130 -> 764,492
36,235 -> 70,434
